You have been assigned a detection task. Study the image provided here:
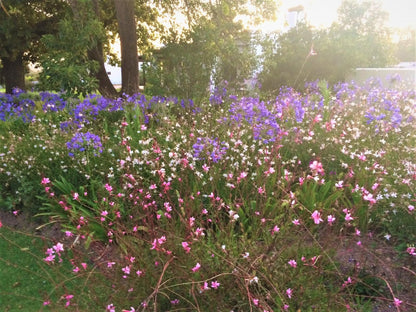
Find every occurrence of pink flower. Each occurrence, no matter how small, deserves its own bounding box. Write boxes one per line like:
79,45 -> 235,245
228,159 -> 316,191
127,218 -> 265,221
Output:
288,259 -> 297,268
313,114 -> 322,123
191,262 -> 201,272
104,183 -> 113,192
211,280 -> 220,289
327,215 -> 336,225
311,210 -> 323,224
53,243 -> 64,253
200,281 -> 210,292
136,270 -> 143,277
393,297 -> 402,307
107,261 -> 115,268
408,205 -> 414,212
271,225 -> 280,235
41,177 -> 50,185
122,266 -> 131,275
64,294 -> 73,307
286,288 -> 293,298
189,217 -> 195,227
252,298 -> 259,305
363,193 -> 376,204
292,219 -> 300,226
342,276 -> 353,288
310,160 -> 324,175
406,247 -> 416,256
335,181 -> 344,188
195,227 -> 205,237
345,213 -> 354,222
358,153 -> 366,161
182,242 -> 191,253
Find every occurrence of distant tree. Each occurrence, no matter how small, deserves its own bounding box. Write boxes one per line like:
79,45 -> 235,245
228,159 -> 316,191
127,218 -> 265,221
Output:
38,0 -> 106,97
259,23 -> 316,92
395,28 -> 416,62
0,0 -> 68,93
330,0 -> 395,68
145,0 -> 277,100
258,0 -> 395,93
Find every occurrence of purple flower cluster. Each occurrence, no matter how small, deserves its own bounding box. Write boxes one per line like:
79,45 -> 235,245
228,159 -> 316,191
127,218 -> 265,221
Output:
363,87 -> 414,131
40,92 -> 66,113
0,88 -> 36,122
193,137 -> 228,163
124,93 -> 195,124
209,83 -> 228,105
66,95 -> 124,129
66,132 -> 103,157
226,96 -> 283,143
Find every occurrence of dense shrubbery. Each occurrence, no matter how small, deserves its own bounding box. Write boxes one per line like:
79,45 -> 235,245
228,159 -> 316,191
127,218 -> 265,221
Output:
1,79 -> 415,311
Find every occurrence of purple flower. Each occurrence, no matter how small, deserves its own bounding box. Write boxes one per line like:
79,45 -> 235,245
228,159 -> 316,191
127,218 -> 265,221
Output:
66,132 -> 103,157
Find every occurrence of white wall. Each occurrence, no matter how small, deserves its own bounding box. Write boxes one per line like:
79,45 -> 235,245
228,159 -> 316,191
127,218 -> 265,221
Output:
347,67 -> 416,88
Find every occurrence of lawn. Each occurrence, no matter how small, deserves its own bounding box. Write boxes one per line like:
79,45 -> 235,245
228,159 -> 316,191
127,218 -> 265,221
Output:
1,80 -> 415,311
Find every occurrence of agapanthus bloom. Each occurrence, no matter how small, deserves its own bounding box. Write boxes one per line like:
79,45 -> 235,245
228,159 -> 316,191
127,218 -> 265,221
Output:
66,132 -> 103,157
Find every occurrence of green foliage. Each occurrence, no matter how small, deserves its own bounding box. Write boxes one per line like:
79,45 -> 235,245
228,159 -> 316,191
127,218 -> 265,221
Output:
0,225 -> 111,311
38,1 -> 105,97
0,0 -> 67,61
0,0 -> 68,92
145,0 -> 275,100
259,0 -> 396,92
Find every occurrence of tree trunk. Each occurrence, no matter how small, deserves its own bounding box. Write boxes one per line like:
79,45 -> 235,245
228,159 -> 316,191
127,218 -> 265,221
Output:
1,54 -> 26,94
114,0 -> 139,95
88,0 -> 118,98
69,0 -> 118,98
88,47 -> 118,98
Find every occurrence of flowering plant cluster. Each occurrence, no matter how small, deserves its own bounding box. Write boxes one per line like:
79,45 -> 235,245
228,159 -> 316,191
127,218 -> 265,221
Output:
1,78 -> 415,311
66,131 -> 103,157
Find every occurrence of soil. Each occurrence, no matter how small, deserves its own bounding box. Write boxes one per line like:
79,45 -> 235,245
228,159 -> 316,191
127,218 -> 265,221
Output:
0,210 -> 65,241
322,230 -> 416,312
1,210 -> 415,311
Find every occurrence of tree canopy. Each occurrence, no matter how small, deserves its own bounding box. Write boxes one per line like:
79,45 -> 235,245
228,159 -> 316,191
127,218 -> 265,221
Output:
259,0 -> 396,93
0,0 -> 68,93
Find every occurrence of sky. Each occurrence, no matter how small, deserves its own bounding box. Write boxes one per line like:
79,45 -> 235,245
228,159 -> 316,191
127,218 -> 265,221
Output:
259,0 -> 416,32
